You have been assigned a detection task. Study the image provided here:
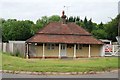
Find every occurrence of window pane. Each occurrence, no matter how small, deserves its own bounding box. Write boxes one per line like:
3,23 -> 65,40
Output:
52,44 -> 54,49
63,45 -> 65,50
47,44 -> 51,50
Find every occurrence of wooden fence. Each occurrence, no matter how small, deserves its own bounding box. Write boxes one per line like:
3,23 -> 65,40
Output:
0,41 -> 25,57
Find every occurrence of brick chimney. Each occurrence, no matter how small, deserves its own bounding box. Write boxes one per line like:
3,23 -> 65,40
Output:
61,11 -> 67,24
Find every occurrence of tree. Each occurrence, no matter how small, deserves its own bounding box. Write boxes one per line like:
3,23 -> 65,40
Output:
76,16 -> 80,22
0,18 -> 5,42
104,14 -> 120,41
35,15 -> 61,34
36,19 -> 45,28
68,16 -> 74,22
83,16 -> 88,30
35,16 -> 48,34
84,16 -> 87,24
49,15 -> 60,22
98,22 -> 104,29
87,18 -> 94,32
41,16 -> 49,24
36,16 -> 48,26
2,19 -> 33,42
92,29 -> 107,39
0,18 -> 5,23
104,19 -> 118,41
1,14 -> 119,42
73,17 -> 76,22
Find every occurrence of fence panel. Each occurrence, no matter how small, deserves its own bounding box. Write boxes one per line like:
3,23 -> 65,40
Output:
0,41 -> 26,57
13,43 -> 25,56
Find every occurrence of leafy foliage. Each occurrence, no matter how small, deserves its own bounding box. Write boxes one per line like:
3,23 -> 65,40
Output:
49,15 -> 60,22
101,14 -> 120,41
2,19 -> 33,42
1,14 -> 119,42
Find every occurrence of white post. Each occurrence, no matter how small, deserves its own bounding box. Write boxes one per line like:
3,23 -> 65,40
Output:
112,45 -> 115,55
59,44 -> 61,58
88,44 -> 91,58
26,43 -> 29,59
3,43 -> 7,52
74,44 -> 76,58
42,43 -> 45,59
100,45 -> 105,57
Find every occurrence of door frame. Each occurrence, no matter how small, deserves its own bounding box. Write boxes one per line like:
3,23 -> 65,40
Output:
60,44 -> 67,57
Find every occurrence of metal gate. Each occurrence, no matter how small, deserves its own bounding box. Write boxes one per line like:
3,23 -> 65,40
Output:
105,45 -> 120,56
112,45 -> 120,56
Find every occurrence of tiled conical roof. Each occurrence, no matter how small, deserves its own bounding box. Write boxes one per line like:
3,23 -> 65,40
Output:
26,22 -> 103,44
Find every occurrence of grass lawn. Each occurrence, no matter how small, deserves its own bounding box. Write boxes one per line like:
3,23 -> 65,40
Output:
1,52 -> 120,72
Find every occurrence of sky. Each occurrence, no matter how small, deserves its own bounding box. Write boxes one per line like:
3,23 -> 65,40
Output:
0,0 -> 120,24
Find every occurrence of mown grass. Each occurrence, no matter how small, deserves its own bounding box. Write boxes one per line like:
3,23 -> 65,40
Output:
1,52 -> 120,72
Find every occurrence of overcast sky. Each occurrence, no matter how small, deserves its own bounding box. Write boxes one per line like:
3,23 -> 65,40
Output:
0,0 -> 120,23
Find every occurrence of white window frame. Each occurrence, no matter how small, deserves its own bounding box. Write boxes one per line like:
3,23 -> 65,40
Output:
47,43 -> 55,50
